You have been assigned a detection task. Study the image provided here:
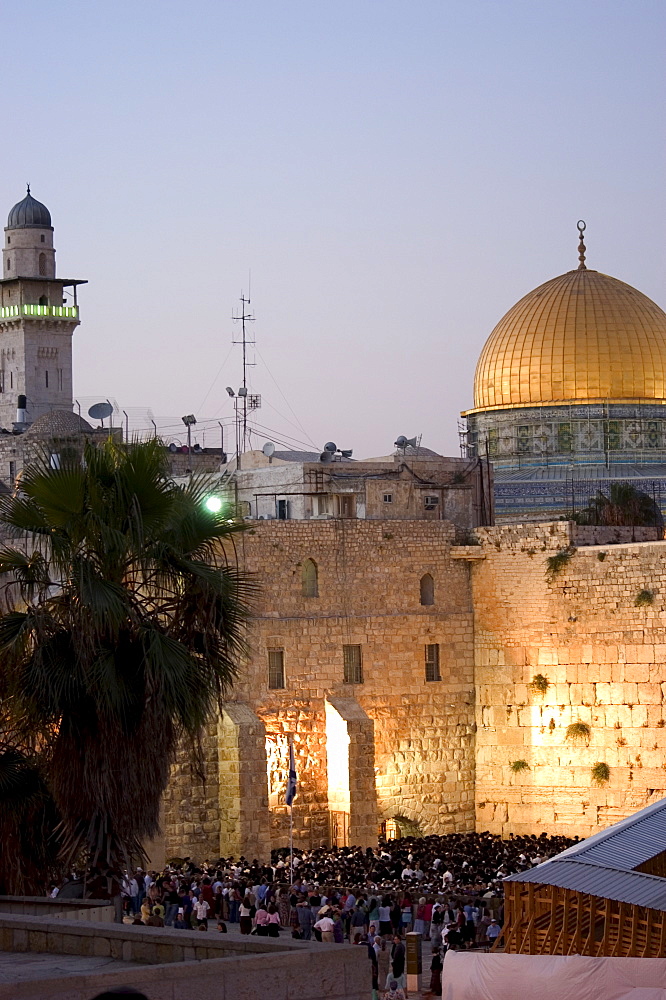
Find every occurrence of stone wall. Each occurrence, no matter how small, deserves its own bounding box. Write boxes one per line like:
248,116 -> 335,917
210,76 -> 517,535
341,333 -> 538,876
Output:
163,518 -> 476,858
472,520 -> 666,837
0,913 -> 367,1000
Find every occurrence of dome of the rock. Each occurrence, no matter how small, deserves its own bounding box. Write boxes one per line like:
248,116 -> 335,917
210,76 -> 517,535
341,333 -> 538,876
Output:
471,268 -> 666,413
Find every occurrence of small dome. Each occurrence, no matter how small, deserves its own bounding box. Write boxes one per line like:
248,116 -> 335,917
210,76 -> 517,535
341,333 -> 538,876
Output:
470,269 -> 666,412
7,190 -> 52,229
24,410 -> 93,437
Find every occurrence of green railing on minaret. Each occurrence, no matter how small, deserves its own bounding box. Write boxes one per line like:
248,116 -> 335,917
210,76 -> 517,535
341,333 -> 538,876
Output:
0,304 -> 78,320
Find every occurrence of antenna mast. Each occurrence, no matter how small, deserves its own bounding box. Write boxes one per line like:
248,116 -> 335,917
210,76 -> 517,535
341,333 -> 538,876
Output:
232,290 -> 257,455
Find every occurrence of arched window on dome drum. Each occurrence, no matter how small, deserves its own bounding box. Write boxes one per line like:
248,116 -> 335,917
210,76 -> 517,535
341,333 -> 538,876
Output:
302,558 -> 319,598
38,253 -> 46,276
420,573 -> 434,606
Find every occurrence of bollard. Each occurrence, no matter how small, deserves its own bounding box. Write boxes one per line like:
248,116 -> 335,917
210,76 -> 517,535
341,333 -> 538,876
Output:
406,931 -> 422,993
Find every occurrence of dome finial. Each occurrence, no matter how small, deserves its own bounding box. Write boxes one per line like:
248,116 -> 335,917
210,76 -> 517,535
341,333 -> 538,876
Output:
577,220 -> 587,270
26,182 -> 30,196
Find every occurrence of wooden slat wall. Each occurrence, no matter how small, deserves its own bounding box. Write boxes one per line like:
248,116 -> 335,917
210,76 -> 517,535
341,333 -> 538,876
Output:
496,881 -> 666,958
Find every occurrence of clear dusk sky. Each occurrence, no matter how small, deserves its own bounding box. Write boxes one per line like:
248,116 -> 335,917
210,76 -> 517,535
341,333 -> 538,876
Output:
2,1 -> 664,457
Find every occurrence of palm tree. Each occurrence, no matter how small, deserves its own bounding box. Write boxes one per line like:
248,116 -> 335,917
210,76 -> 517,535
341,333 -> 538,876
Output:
0,438 -> 252,895
0,741 -> 62,895
576,482 -> 662,527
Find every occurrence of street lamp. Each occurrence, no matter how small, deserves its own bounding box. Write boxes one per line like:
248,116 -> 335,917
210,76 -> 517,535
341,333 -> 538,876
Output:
181,414 -> 196,453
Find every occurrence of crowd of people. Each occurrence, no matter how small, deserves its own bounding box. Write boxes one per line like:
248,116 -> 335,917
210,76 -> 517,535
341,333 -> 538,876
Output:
54,831 -> 576,998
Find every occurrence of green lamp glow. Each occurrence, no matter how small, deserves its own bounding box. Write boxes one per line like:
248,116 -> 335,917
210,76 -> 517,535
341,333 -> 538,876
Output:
204,496 -> 223,513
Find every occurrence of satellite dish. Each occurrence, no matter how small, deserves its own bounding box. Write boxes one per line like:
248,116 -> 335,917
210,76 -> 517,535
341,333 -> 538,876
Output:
324,441 -> 337,453
262,442 -> 276,458
88,401 -> 113,421
320,451 -> 333,463
168,442 -> 178,453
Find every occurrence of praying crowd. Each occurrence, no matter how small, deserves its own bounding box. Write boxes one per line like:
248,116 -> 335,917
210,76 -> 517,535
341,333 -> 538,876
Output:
53,831 -> 576,998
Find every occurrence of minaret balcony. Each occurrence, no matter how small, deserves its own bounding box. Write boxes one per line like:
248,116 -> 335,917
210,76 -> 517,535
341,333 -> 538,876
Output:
0,304 -> 78,321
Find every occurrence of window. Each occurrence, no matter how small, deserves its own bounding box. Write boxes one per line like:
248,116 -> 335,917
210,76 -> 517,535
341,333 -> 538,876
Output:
39,295 -> 48,306
9,372 -> 12,389
383,493 -> 393,503
277,498 -> 289,519
39,253 -> 46,276
343,644 -> 363,684
517,425 -> 530,454
424,495 -> 439,510
6,237 -> 10,245
6,258 -> 9,271
557,422 -> 573,453
268,649 -> 285,689
420,573 -> 434,606
40,234 -> 45,243
425,644 -> 441,682
8,461 -> 16,481
45,371 -> 49,388
336,494 -> 355,518
58,369 -> 63,390
302,558 -> 318,598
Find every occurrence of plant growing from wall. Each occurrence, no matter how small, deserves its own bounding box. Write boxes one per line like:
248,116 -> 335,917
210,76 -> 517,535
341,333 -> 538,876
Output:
546,548 -> 574,580
597,551 -> 607,561
510,759 -> 530,773
635,589 -> 654,607
530,673 -> 550,695
591,762 -> 610,785
566,721 -> 591,743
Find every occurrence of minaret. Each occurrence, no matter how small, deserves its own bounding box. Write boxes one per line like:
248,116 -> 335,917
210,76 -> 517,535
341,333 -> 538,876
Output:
0,188 -> 86,429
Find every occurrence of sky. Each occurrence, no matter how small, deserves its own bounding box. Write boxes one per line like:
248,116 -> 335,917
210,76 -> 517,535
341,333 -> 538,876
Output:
1,0 -> 664,458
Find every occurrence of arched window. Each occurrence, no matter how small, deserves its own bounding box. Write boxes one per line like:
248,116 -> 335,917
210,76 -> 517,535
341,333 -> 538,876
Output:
420,573 -> 434,606
39,295 -> 48,306
5,258 -> 10,271
302,558 -> 319,598
39,253 -> 46,276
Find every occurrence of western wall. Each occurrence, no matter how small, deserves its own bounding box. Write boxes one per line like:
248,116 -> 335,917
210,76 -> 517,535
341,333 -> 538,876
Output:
473,521 -> 666,838
162,518 -> 666,860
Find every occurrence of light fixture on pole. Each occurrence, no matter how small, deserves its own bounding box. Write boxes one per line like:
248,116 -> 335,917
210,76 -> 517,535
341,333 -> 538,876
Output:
181,413 -> 196,453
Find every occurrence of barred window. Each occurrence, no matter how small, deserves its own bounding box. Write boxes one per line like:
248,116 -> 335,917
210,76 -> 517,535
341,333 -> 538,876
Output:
39,253 -> 46,276
343,644 -> 363,684
425,643 -> 440,682
268,648 -> 285,689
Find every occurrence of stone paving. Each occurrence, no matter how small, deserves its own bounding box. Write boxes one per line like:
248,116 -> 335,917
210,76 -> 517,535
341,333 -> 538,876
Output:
0,949 -> 143,983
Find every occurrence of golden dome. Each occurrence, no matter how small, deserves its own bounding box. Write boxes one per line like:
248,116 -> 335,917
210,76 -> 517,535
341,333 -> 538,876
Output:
470,268 -> 666,412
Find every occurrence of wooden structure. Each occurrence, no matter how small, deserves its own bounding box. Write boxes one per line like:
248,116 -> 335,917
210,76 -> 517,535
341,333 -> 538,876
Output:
495,797 -> 666,958
497,880 -> 666,958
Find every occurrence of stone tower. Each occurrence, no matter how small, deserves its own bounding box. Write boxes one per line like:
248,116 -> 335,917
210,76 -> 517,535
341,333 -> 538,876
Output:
0,188 -> 85,429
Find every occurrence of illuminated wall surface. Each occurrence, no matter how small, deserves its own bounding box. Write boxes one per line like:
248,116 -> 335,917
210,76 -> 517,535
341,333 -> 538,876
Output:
162,518 -> 666,859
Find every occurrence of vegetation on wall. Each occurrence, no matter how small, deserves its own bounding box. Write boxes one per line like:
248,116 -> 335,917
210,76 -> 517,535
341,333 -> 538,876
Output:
635,589 -> 655,607
591,762 -> 611,785
546,548 -> 574,579
530,673 -> 550,695
566,721 -> 591,743
510,759 -> 530,773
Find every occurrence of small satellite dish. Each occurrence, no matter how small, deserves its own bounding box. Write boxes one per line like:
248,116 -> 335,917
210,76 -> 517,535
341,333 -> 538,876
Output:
262,442 -> 276,458
88,401 -> 113,421
320,450 -> 333,463
168,442 -> 178,453
324,441 -> 337,453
